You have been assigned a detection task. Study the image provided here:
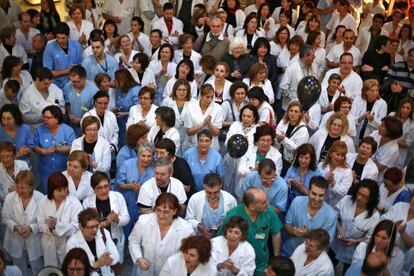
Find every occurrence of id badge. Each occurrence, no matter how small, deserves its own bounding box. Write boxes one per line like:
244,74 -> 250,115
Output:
255,232 -> 266,240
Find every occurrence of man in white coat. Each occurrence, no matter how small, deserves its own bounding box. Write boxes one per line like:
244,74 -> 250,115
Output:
186,173 -> 237,235
152,3 -> 184,46
279,45 -> 317,111
66,208 -> 120,276
138,157 -> 187,214
355,14 -> 388,57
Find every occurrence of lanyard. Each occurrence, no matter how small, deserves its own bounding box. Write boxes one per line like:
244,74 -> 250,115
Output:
96,55 -> 108,72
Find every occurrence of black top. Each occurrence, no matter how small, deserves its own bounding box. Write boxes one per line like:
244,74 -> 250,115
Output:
352,160 -> 365,181
96,197 -> 111,232
246,33 -> 254,49
98,115 -> 105,127
359,101 -> 375,139
361,50 -> 391,83
173,157 -> 196,198
30,51 -> 44,79
83,140 -> 97,155
319,135 -> 341,163
285,124 -> 295,137
86,239 -> 98,262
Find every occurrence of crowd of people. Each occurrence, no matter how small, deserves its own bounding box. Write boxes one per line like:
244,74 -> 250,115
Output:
0,0 -> 414,275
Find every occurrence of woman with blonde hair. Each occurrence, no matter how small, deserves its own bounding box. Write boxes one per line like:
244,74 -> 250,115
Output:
309,112 -> 355,163
62,150 -> 93,202
352,79 -> 387,144
318,140 -> 353,206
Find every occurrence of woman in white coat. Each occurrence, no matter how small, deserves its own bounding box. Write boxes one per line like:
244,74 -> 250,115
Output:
129,193 -> 194,276
1,170 -> 44,275
126,86 -> 158,130
223,104 -> 258,196
248,87 -> 276,128
70,116 -> 112,173
346,137 -> 379,184
174,34 -> 202,75
83,172 -> 130,263
184,84 -> 223,150
147,106 -> 181,156
320,96 -> 357,139
160,235 -> 217,276
238,124 -> 283,181
211,216 -> 256,276
243,62 -> 274,105
274,100 -> 309,177
205,62 -> 233,104
330,179 -> 380,274
290,229 -> 334,276
37,172 -> 83,267
352,79 -> 387,144
318,141 -> 353,207
235,13 -> 265,52
129,53 -> 157,88
309,112 -> 355,164
62,150 -> 94,202
81,91 -> 119,151
186,173 -> 237,235
67,5 -> 94,48
162,79 -> 197,156
318,73 -> 345,114
163,59 -> 198,100
66,208 -> 120,276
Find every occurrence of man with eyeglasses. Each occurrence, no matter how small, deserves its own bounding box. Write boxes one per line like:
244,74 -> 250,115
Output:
137,157 -> 187,214
322,52 -> 363,99
240,159 -> 288,215
66,208 -> 119,275
282,176 -> 336,256
64,65 -> 99,136
19,67 -> 65,129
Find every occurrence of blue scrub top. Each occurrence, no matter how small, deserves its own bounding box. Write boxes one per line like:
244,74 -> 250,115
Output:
43,39 -> 83,89
282,196 -> 337,256
0,124 -> 35,161
116,145 -> 137,171
241,172 -> 288,212
183,146 -> 224,192
284,166 -> 322,199
82,54 -> 118,81
115,85 -> 140,112
63,80 -> 99,118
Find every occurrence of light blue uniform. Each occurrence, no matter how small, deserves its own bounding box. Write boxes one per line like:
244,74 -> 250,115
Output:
81,54 -> 118,81
43,39 -> 83,89
282,196 -> 337,256
34,123 -> 76,194
64,80 -> 99,136
115,85 -> 140,148
345,260 -> 362,276
241,172 -> 288,212
183,146 -> 224,192
116,145 -> 137,171
115,157 -> 154,237
284,166 -> 322,207
0,124 -> 35,163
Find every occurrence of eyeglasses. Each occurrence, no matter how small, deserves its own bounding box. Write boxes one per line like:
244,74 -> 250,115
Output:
261,176 -> 275,182
95,184 -> 110,191
43,116 -> 55,120
67,267 -> 85,273
85,128 -> 99,133
70,78 -> 85,84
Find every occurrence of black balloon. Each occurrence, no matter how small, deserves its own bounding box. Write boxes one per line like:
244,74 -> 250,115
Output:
227,134 -> 248,159
297,76 -> 321,111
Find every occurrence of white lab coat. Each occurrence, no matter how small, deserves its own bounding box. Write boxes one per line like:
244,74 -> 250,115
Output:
238,145 -> 283,177
235,30 -> 265,51
129,68 -> 156,87
37,195 -> 83,266
351,97 -> 387,141
152,17 -> 184,46
355,26 -> 388,56
19,83 -> 65,128
148,60 -> 177,79
160,252 -> 218,276
126,103 -> 158,130
66,228 -> 119,276
126,32 -> 151,57
82,191 -> 130,261
291,243 -> 334,276
346,153 -> 379,181
206,76 -> 233,102
326,43 -> 362,67
257,102 -> 276,126
147,125 -> 181,155
67,20 -> 94,44
128,212 -> 194,276
1,191 -> 45,261
62,170 -> 94,202
318,163 -> 353,207
137,177 -> 187,207
211,235 -> 256,276
389,112 -> 414,169
70,136 -> 112,173
322,68 -> 363,99
0,160 -> 29,204
174,49 -> 202,75
242,78 -> 274,105
370,131 -> 399,182
308,129 -> 356,161
274,121 -> 309,163
0,43 -> 27,74
184,100 -> 223,150
224,122 -> 257,149
185,190 -> 237,232
318,86 -> 352,113
82,108 -> 119,150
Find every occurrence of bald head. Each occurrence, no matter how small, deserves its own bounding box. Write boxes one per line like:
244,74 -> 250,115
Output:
362,252 -> 388,276
243,188 -> 268,214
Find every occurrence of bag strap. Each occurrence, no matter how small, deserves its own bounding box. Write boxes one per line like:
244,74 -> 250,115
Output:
287,124 -> 306,139
100,227 -> 106,244
226,99 -> 236,121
